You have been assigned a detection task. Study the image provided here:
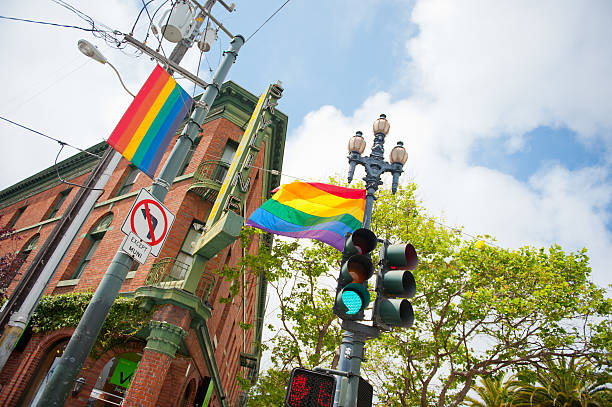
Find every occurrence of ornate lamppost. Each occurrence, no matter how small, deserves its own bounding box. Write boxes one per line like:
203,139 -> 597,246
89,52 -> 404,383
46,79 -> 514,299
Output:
347,114 -> 408,228
335,114 -> 409,405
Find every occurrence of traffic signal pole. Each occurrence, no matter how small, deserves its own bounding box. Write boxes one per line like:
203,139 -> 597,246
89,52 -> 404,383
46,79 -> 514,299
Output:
334,115 -> 410,406
34,19 -> 245,407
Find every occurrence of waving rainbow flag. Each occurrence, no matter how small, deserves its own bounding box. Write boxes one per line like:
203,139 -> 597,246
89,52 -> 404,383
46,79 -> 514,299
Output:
107,65 -> 193,178
246,181 -> 366,250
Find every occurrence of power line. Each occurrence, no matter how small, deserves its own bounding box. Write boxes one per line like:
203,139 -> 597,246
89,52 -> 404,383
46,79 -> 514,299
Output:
0,116 -> 102,159
245,0 -> 292,43
0,15 -> 96,32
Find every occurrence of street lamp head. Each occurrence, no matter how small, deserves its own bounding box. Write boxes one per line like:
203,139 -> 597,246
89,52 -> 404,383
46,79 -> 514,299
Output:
77,39 -> 107,64
373,114 -> 390,136
390,141 -> 408,165
348,131 -> 366,154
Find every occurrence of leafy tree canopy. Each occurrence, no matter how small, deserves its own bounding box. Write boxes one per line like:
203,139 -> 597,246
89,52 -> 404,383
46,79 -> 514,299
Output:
244,182 -> 611,407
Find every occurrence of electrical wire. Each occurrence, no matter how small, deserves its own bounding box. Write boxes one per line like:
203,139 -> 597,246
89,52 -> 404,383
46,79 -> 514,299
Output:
143,0 -> 171,44
54,144 -> 104,190
50,0 -> 125,48
0,116 -> 101,159
130,0 -> 157,35
0,15 -> 96,32
245,0 -> 292,43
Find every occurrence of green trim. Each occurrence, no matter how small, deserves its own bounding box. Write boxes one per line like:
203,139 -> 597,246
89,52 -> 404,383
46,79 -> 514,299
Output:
55,278 -> 79,287
144,320 -> 187,358
0,142 -> 107,209
133,286 -> 211,326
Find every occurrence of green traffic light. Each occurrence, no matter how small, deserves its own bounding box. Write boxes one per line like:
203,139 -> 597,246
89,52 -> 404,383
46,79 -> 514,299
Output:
341,291 -> 362,314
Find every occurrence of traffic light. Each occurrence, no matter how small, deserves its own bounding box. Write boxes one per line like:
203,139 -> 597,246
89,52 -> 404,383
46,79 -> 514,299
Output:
333,228 -> 378,320
373,241 -> 418,328
285,368 -> 336,407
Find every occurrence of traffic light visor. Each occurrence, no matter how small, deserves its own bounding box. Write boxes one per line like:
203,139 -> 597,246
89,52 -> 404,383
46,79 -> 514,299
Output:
382,270 -> 416,297
344,228 -> 377,256
386,243 -> 418,270
379,298 -> 415,327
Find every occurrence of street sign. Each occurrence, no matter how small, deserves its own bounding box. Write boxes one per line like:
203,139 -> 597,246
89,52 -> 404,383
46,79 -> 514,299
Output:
285,368 -> 336,407
121,232 -> 152,264
121,188 -> 175,257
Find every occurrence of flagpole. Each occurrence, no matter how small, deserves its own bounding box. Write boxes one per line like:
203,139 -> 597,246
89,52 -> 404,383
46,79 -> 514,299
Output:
33,32 -> 245,407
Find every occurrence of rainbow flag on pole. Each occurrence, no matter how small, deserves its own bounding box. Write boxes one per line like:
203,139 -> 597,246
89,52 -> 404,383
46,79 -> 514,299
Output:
246,181 -> 366,251
107,65 -> 193,178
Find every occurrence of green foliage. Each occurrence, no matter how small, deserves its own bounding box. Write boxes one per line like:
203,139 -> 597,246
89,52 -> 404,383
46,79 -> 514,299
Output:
465,373 -> 515,407
245,181 -> 611,407
31,292 -> 153,356
509,357 -> 612,407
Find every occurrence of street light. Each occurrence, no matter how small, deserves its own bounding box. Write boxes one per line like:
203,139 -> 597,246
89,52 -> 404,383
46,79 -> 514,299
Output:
347,114 -> 408,224
336,114 -> 410,406
77,39 -> 135,98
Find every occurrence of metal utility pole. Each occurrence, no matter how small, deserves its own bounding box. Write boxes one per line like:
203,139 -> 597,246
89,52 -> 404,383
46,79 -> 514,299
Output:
32,6 -> 247,407
0,146 -> 121,372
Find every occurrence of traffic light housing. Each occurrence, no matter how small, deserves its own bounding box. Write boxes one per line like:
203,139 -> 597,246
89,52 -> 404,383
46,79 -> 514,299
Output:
373,241 -> 418,328
333,228 -> 377,320
285,368 -> 336,407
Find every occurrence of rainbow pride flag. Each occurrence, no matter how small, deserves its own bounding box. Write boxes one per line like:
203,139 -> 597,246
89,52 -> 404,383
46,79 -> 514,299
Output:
246,181 -> 366,251
107,65 -> 193,178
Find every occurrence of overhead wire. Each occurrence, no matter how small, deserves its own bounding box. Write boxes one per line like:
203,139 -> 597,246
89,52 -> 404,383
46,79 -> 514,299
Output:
0,15 -> 97,32
49,0 -> 125,48
245,0 -> 292,43
0,116 -> 101,159
54,144 -> 104,190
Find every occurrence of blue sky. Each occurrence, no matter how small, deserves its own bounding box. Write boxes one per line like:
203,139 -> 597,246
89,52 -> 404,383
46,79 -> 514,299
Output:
1,0 -> 611,289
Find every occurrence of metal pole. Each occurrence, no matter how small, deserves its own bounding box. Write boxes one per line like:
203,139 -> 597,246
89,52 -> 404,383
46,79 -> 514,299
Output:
33,30 -> 244,407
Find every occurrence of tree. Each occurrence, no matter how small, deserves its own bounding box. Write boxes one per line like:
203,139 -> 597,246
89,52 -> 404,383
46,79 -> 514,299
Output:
510,357 -> 612,407
465,372 -> 514,407
244,182 -> 611,407
0,216 -> 24,301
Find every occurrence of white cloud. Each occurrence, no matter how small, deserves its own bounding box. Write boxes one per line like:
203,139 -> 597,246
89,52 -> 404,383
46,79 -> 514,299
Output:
282,0 -> 612,287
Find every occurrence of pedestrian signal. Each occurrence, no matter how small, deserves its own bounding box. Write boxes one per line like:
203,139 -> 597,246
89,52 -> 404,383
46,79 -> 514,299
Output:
285,368 -> 336,407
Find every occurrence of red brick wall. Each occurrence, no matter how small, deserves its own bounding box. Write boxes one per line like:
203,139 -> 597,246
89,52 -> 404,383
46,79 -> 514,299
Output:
0,114 -> 274,406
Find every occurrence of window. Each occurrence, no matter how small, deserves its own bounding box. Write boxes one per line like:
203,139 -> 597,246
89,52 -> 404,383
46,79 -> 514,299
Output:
7,206 -> 27,229
16,234 -> 39,273
70,214 -> 113,280
18,339 -> 68,407
88,352 -> 141,406
46,188 -> 72,220
177,135 -> 202,176
166,221 -> 203,281
116,166 -> 139,197
212,141 -> 238,183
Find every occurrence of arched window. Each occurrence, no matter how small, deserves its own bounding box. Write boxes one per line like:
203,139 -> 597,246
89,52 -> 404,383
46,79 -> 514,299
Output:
71,214 -> 113,280
18,339 -> 68,406
88,352 -> 141,406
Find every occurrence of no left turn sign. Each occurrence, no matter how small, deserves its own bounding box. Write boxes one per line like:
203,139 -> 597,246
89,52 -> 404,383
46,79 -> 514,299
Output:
121,188 -> 175,257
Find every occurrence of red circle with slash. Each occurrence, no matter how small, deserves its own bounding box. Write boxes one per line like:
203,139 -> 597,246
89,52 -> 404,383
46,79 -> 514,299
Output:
130,199 -> 168,246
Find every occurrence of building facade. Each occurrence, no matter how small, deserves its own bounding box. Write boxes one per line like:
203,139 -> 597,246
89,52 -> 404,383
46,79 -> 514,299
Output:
0,81 -> 287,407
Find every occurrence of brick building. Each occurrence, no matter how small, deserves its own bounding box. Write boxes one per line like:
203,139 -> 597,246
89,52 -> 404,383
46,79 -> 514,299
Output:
0,81 -> 287,407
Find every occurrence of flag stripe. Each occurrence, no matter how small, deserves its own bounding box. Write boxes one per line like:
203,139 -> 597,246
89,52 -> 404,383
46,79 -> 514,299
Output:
272,182 -> 366,218
307,182 -> 367,200
112,68 -> 168,152
131,85 -> 181,166
140,90 -> 191,176
123,78 -> 176,160
107,65 -> 164,147
260,199 -> 362,230
246,219 -> 346,251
